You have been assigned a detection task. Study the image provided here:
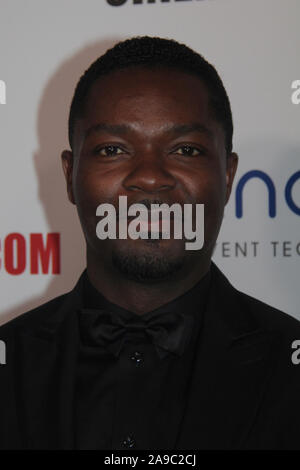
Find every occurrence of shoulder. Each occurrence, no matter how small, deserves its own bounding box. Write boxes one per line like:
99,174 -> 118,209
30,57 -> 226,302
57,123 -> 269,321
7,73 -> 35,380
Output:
211,264 -> 300,405
211,261 -> 300,336
237,288 -> 300,332
0,271 -> 86,337
0,293 -> 69,337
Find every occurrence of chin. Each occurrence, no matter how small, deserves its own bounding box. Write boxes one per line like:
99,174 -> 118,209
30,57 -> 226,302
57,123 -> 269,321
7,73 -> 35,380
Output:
110,238 -> 186,283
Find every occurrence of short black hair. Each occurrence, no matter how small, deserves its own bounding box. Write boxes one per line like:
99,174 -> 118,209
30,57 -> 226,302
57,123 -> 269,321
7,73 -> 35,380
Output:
68,36 -> 233,155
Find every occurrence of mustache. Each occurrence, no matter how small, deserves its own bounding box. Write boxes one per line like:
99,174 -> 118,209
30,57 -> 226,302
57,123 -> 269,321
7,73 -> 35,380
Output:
115,199 -> 174,219
127,199 -> 169,210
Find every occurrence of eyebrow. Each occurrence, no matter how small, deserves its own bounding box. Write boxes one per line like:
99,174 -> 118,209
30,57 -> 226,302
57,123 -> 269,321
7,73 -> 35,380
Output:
84,122 -> 214,141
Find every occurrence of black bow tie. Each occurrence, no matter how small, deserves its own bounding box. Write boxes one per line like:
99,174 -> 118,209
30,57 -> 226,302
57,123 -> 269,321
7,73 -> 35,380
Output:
79,308 -> 194,359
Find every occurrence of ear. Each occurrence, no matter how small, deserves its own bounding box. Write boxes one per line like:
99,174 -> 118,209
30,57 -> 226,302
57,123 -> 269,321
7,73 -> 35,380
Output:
225,152 -> 238,205
61,150 -> 76,205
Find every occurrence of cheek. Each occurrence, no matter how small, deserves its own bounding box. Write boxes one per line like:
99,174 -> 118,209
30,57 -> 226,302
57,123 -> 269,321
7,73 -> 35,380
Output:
72,174 -> 103,237
73,157 -> 125,206
186,170 -> 226,235
73,168 -> 111,209
187,168 -> 226,205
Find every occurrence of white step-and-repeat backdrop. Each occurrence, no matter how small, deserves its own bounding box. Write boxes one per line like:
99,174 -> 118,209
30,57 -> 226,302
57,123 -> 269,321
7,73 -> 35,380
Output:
0,0 -> 299,324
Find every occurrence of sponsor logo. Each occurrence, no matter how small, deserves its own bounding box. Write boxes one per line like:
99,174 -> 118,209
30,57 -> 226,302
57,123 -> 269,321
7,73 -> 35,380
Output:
0,233 -> 60,275
213,241 -> 300,259
236,170 -> 300,218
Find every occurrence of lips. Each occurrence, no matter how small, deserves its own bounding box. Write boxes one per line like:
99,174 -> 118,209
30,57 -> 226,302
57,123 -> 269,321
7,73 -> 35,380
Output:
119,211 -> 174,232
118,210 -> 175,221
118,211 -> 175,234
135,218 -> 171,233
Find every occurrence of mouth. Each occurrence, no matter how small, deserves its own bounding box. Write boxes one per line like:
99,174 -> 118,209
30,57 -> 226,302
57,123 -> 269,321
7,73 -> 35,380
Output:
118,210 -> 176,234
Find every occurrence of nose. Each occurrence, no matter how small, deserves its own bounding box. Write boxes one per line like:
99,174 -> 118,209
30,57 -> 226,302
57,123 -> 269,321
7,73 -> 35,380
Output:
123,152 -> 177,195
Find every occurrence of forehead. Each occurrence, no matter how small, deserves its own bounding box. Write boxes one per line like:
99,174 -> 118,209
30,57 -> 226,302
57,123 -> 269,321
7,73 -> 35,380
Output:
84,66 -> 211,119
74,66 -> 223,149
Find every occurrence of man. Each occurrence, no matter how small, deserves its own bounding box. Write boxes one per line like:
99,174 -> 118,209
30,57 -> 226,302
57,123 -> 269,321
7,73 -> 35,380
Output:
0,36 -> 300,450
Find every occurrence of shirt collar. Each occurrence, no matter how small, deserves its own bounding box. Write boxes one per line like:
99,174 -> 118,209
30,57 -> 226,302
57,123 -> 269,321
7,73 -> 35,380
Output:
82,266 -> 212,322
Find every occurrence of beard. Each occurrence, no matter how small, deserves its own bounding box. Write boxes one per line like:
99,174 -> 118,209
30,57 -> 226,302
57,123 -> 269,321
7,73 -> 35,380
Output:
111,240 -> 185,283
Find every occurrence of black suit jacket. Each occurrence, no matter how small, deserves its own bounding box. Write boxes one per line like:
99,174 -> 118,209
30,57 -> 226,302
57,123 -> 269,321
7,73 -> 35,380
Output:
0,262 -> 300,449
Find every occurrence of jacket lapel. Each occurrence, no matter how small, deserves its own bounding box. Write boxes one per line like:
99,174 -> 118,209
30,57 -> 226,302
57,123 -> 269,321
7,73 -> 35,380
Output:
13,275 -> 85,449
175,263 -> 281,449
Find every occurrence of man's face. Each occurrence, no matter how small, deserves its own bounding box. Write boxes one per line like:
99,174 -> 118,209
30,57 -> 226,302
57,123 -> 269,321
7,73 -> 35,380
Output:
62,66 -> 238,282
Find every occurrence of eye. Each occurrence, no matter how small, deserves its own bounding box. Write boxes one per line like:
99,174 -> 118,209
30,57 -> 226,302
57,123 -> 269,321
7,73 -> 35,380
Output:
173,145 -> 205,157
93,145 -> 125,157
